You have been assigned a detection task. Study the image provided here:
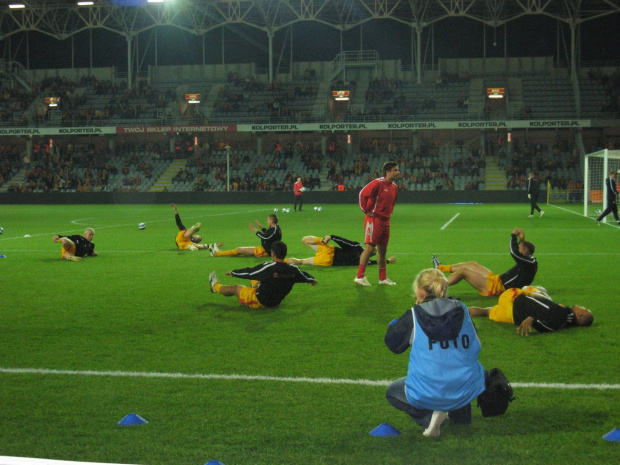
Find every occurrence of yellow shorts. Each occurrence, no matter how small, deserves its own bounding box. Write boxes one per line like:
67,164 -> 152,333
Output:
254,246 -> 269,257
238,286 -> 265,309
176,230 -> 192,249
61,243 -> 77,259
313,242 -> 335,266
482,273 -> 506,297
488,288 -> 521,324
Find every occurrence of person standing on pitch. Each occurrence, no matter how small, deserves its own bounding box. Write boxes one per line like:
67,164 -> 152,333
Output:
355,161 -> 400,286
527,172 -> 544,218
596,170 -> 619,225
293,176 -> 304,211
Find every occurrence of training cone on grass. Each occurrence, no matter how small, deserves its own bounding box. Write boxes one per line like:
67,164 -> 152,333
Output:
205,461 -> 225,465
370,423 -> 401,437
117,413 -> 148,426
603,428 -> 620,442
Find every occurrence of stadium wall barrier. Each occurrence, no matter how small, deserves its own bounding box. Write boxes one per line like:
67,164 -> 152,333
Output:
0,190 -> 527,205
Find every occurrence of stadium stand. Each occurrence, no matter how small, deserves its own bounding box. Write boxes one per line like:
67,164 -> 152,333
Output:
0,62 -> 617,194
360,75 -> 471,121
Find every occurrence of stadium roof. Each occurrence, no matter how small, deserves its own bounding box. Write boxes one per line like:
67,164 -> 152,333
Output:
1,0 -> 619,39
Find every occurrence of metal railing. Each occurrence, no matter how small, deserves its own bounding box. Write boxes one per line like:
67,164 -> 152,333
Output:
329,50 -> 380,82
0,59 -> 35,92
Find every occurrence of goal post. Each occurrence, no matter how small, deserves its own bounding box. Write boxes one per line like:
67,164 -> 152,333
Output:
584,149 -> 620,220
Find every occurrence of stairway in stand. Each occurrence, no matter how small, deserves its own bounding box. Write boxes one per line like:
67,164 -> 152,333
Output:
0,167 -> 27,192
483,155 -> 507,190
149,159 -> 188,192
316,162 -> 332,191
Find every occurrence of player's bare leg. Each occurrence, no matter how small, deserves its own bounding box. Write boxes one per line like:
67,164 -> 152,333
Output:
287,257 -> 314,265
212,245 -> 252,257
467,306 -> 491,318
184,223 -> 201,238
209,271 -> 245,296
376,244 -> 395,285
301,236 -> 320,248
236,247 -> 257,256
355,243 -> 376,286
54,235 -> 82,261
376,244 -> 388,268
216,284 -> 245,297
446,262 -> 490,293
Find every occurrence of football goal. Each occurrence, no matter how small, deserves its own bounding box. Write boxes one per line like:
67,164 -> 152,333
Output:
583,149 -> 620,220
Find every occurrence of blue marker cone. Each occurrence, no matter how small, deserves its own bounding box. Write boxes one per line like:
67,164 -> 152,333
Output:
117,413 -> 148,426
370,423 -> 401,437
603,428 -> 620,442
205,461 -> 225,465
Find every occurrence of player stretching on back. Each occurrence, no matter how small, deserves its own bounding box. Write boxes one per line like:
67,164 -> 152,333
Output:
468,286 -> 593,336
211,214 -> 282,258
355,161 -> 400,286
432,227 -> 537,296
171,203 -> 220,251
53,228 -> 98,262
287,234 -> 396,267
209,241 -> 317,309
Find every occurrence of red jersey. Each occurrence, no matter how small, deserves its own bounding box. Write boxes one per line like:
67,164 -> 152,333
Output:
359,177 -> 398,219
294,181 -> 303,196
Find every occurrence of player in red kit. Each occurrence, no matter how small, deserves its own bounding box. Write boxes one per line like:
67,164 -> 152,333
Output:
293,176 -> 304,211
355,161 -> 400,286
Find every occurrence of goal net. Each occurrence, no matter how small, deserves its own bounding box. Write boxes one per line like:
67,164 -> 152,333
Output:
584,149 -> 620,219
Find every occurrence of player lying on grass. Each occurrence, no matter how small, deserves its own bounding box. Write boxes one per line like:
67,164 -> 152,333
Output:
171,203 -> 221,251
209,240 -> 317,309
210,214 -> 281,258
287,234 -> 396,267
432,227 -> 537,296
53,228 -> 98,262
384,268 -> 489,438
468,286 -> 593,336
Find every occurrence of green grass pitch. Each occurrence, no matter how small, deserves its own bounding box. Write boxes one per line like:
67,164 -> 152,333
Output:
1,202 -> 618,465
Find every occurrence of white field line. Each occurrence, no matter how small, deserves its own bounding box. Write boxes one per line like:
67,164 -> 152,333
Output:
0,457 -> 141,465
440,213 -> 460,230
548,203 -> 620,227
1,367 -> 619,390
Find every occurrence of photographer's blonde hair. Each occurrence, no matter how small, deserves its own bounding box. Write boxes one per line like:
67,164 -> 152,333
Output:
413,268 -> 449,299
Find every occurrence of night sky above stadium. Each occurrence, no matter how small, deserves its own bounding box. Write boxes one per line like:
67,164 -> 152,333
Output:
12,14 -> 620,70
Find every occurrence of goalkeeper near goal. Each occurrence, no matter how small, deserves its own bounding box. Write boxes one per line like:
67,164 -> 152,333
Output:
595,170 -> 619,225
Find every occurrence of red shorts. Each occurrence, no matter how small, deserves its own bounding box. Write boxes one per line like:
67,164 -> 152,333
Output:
364,215 -> 390,246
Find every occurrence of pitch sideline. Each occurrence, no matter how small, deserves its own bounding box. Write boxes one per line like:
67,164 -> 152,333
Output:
1,367 -> 618,390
